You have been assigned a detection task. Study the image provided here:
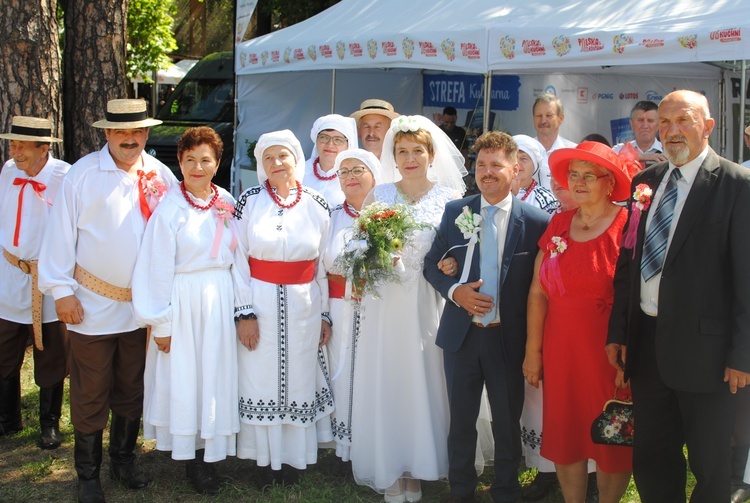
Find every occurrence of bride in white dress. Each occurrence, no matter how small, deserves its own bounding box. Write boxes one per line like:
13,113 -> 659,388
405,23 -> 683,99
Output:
350,115 -> 467,502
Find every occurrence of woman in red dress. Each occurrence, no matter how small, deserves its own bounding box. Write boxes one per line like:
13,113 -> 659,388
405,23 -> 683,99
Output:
524,142 -> 634,503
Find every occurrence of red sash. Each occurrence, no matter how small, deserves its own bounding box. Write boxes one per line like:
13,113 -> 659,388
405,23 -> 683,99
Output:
327,274 -> 346,299
248,258 -> 315,285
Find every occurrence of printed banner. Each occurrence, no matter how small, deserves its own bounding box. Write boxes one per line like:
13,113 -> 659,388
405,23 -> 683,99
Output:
235,0 -> 259,45
422,74 -> 521,111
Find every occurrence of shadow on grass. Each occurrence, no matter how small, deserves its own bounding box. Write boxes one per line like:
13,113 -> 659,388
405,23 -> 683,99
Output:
2,347 -> 705,502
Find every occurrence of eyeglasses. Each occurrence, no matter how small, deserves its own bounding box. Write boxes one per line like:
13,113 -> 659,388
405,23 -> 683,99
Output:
337,166 -> 368,179
317,134 -> 347,147
567,172 -> 609,184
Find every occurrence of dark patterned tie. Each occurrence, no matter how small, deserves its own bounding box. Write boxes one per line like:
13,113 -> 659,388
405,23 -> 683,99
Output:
641,168 -> 682,281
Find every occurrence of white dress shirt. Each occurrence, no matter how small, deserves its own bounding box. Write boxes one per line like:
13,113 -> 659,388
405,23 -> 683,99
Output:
38,144 -> 177,335
303,157 -> 345,208
639,147 -> 708,316
449,192 -> 513,325
535,135 -> 577,189
0,155 -> 70,323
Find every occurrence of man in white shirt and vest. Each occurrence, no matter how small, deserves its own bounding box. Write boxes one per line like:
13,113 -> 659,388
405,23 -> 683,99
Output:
0,116 -> 70,450
39,99 -> 177,503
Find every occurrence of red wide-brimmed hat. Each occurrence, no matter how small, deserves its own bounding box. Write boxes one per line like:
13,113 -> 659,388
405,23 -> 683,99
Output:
549,141 -> 632,201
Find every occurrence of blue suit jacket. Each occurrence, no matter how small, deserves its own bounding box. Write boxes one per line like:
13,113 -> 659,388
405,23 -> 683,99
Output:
424,194 -> 550,361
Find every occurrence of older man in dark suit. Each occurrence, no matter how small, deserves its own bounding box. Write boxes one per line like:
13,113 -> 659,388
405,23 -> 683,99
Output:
425,131 -> 549,503
607,90 -> 750,503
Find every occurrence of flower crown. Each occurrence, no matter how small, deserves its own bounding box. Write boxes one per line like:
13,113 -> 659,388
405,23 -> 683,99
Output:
391,115 -> 422,134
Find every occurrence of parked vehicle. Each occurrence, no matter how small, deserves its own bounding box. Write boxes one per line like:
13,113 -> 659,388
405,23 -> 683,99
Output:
145,52 -> 234,189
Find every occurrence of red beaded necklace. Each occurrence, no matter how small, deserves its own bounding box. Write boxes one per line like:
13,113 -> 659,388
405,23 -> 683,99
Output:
312,157 -> 337,181
342,200 -> 359,218
181,181 -> 220,210
265,180 -> 303,209
520,179 -> 536,202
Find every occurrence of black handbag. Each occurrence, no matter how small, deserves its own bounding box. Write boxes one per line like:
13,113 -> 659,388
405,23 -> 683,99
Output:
590,388 -> 634,447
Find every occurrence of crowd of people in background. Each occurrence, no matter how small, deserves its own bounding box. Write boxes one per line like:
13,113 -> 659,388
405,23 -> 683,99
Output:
0,89 -> 749,503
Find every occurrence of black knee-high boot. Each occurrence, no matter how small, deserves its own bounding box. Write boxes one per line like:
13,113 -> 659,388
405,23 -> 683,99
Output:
38,381 -> 64,449
108,412 -> 150,490
0,374 -> 23,435
75,429 -> 105,503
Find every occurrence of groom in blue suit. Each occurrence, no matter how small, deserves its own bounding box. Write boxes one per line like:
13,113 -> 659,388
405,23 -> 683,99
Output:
425,131 -> 549,503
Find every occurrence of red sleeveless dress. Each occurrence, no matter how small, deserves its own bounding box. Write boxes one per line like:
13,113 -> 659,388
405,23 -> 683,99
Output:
538,208 -> 633,473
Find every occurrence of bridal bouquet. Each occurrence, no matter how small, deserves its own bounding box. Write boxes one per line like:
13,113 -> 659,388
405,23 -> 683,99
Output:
334,202 -> 425,298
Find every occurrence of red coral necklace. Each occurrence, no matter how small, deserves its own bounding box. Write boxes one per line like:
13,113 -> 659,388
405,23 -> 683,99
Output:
181,181 -> 219,210
312,157 -> 337,181
520,179 -> 536,202
265,180 -> 302,209
342,200 -> 359,218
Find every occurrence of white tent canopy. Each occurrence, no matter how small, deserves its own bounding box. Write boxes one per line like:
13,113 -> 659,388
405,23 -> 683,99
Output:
236,0 -> 750,75
232,0 -> 750,191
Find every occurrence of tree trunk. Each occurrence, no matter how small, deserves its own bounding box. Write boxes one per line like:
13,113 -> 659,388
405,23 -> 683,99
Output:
0,0 -> 63,161
62,0 -> 129,163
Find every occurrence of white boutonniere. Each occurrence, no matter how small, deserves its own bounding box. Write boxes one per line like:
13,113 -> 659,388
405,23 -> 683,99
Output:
455,205 -> 482,240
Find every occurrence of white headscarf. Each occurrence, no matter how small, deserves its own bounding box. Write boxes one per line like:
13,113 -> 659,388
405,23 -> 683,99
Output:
380,115 -> 467,195
308,114 -> 359,162
512,134 -> 546,176
332,148 -> 383,185
254,129 -> 306,185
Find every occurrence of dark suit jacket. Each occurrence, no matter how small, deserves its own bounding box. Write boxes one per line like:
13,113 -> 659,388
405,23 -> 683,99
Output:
424,194 -> 550,364
608,148 -> 750,393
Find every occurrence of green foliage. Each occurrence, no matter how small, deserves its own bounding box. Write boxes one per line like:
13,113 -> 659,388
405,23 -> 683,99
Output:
127,0 -> 179,82
259,0 -> 340,29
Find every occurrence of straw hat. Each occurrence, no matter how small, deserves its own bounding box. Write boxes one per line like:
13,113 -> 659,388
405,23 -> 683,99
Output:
0,116 -> 62,142
350,98 -> 400,123
548,141 -> 632,201
92,99 -> 162,129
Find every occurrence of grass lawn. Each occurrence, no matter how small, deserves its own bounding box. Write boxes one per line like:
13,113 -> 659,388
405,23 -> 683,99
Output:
1,346 -> 692,502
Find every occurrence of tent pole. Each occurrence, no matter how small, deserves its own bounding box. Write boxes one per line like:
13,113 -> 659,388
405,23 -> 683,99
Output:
739,60 -> 747,163
331,69 -> 336,114
483,71 -> 492,132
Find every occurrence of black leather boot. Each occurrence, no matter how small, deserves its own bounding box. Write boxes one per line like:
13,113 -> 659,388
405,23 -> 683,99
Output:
185,449 -> 223,495
108,412 -> 150,490
38,382 -> 64,449
75,429 -> 105,503
0,375 -> 23,435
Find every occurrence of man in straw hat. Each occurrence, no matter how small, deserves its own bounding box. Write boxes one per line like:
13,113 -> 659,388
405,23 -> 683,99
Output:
0,116 -> 70,451
39,99 -> 177,503
350,98 -> 400,160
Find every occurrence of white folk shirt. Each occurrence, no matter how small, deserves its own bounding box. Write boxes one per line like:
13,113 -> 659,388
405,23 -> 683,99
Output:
535,135 -> 577,189
639,147 -> 707,316
303,157 -> 345,208
38,144 -> 177,335
0,156 -> 70,324
132,186 -> 252,338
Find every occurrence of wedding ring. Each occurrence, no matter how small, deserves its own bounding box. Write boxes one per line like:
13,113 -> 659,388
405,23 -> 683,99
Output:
473,305 -> 477,310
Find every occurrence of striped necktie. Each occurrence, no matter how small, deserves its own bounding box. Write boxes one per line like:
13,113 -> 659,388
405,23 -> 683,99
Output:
641,168 -> 682,281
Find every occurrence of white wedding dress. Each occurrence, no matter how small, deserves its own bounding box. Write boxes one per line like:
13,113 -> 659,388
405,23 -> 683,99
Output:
350,183 -> 456,492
